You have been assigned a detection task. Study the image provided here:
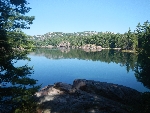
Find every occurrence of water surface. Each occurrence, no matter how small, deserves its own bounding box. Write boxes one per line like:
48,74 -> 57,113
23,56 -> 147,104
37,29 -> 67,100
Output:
17,48 -> 150,92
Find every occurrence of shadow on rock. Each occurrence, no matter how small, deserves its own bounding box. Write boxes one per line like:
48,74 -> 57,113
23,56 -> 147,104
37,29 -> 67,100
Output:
35,79 -> 145,113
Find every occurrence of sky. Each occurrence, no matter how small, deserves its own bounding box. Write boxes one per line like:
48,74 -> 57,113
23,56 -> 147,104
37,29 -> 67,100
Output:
23,0 -> 150,36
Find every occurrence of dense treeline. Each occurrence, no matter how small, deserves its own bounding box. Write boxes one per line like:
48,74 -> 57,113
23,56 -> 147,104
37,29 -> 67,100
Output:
33,21 -> 150,51
34,31 -> 137,50
33,29 -> 135,51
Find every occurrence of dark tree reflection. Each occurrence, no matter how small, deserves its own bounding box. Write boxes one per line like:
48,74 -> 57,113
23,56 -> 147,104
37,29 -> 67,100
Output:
134,49 -> 150,112
33,48 -> 138,71
134,54 -> 150,89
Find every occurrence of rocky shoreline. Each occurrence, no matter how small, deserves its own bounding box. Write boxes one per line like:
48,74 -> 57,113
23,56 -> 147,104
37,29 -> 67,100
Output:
35,79 -> 143,113
40,42 -> 121,52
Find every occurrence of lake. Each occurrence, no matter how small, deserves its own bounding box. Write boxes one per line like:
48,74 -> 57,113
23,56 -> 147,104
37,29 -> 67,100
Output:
16,48 -> 150,92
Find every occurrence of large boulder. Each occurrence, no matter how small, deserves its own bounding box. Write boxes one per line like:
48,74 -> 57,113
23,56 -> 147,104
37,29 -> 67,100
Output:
57,41 -> 70,48
35,79 -> 142,113
81,44 -> 102,52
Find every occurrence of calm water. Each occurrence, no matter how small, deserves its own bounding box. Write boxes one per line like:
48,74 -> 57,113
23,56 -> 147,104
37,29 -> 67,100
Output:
16,48 -> 150,92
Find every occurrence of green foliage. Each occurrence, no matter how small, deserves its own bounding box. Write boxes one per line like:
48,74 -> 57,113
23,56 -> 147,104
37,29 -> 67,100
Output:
132,20 -> 150,113
0,0 -> 34,30
0,0 -> 39,112
0,0 -> 35,52
33,31 -> 139,50
134,20 -> 150,89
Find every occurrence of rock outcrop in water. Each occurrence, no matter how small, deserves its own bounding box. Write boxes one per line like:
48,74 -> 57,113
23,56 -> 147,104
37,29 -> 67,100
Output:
35,79 -> 142,113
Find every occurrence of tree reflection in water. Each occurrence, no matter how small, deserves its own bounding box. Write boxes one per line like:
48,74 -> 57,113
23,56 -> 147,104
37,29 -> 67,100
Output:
132,51 -> 150,112
33,48 -> 150,91
33,48 -> 150,112
135,53 -> 150,90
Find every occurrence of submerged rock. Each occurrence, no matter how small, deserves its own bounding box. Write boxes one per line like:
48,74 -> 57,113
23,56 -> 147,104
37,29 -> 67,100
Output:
35,79 -> 142,113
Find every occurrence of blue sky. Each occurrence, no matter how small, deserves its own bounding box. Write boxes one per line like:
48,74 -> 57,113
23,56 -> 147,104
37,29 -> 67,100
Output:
23,0 -> 150,35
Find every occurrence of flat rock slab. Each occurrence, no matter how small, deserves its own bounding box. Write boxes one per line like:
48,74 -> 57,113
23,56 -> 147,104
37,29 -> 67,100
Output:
35,79 -> 142,113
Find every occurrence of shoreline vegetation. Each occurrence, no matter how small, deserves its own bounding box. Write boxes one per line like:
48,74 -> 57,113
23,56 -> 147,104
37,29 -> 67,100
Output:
28,21 -> 149,54
31,29 -> 138,52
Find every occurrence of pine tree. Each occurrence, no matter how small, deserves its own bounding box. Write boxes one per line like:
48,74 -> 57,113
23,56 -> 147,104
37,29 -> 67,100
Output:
0,1 -> 39,112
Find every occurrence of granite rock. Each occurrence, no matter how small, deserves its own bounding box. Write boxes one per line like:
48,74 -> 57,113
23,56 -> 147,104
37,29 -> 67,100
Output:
35,79 -> 142,113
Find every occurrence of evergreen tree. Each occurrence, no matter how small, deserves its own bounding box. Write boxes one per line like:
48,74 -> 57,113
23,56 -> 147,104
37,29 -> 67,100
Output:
0,0 -> 39,112
135,20 -> 150,89
0,0 -> 34,52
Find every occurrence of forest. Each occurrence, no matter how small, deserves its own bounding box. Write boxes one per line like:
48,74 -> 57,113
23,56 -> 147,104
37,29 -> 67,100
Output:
32,21 -> 149,51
